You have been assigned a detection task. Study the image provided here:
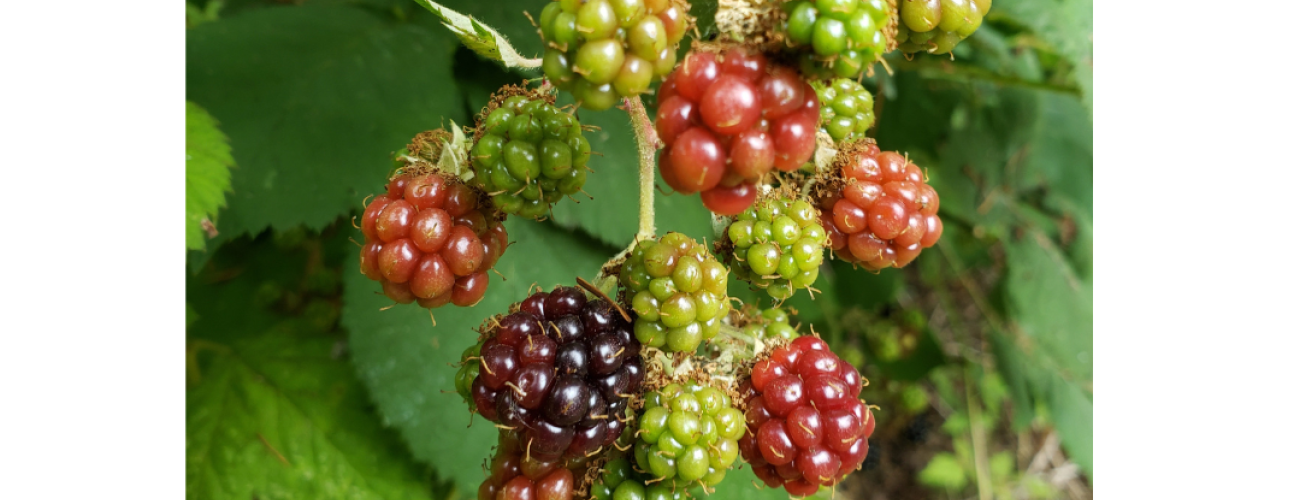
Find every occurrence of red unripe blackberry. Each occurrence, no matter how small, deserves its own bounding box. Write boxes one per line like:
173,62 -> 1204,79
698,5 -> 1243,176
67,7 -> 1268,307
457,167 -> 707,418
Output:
739,339 -> 875,497
655,47 -> 822,215
357,159 -> 508,309
468,286 -> 643,462
818,141 -> 942,270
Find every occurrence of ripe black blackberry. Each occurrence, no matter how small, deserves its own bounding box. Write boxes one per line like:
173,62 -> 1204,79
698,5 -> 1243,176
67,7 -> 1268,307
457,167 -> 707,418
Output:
470,286 -> 645,462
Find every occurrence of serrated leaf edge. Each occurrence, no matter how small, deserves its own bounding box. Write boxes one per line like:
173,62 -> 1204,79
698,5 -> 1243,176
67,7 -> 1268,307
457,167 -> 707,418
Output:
413,0 -> 540,69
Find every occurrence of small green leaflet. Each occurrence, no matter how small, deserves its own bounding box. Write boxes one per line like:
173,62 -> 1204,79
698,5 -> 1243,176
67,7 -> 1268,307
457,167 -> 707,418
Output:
185,101 -> 234,251
437,121 -> 473,179
398,120 -> 475,181
413,0 -> 540,69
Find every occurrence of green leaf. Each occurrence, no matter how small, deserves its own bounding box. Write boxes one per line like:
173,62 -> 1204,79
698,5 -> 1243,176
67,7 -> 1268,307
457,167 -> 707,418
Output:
991,0 -> 1093,107
341,220 -> 614,492
414,0 -> 540,69
1004,231 -> 1092,383
918,452 -> 968,492
186,331 -> 435,500
186,4 -> 467,253
1047,370 -> 1092,477
186,101 -> 235,251
187,303 -> 200,330
991,230 -> 1092,476
1016,92 -> 1093,215
550,94 -> 718,247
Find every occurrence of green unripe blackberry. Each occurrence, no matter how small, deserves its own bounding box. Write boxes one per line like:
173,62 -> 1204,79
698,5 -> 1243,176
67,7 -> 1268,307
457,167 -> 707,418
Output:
539,0 -> 691,110
782,0 -> 894,79
740,307 -> 800,341
722,197 -> 828,301
453,341 -> 482,411
896,0 -> 990,54
592,456 -> 692,500
471,92 -> 592,219
620,232 -> 730,353
634,381 -> 744,487
812,78 -> 875,143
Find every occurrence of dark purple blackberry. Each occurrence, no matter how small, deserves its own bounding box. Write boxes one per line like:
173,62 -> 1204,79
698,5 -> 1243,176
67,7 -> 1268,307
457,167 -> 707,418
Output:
469,285 -> 643,462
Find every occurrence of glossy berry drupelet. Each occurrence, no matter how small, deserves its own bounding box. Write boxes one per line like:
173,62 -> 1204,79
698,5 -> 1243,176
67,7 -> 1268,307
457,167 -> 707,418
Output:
359,167 -> 507,309
655,47 -> 821,215
813,78 -> 875,144
818,142 -> 942,269
738,336 -> 876,497
477,430 -> 581,500
740,307 -> 800,341
781,0 -> 893,79
723,197 -> 828,301
619,232 -> 730,353
896,0 -> 991,54
470,286 -> 645,462
634,381 -> 746,487
538,0 -> 691,110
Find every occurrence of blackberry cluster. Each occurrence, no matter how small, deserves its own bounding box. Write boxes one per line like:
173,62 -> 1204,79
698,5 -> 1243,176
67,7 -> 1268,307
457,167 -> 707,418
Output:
470,286 -> 645,462
478,430 -> 580,500
472,93 -> 592,219
738,337 -> 875,497
359,172 -> 506,308
782,0 -> 893,79
740,307 -> 799,341
896,0 -> 991,54
813,78 -> 875,144
723,197 -> 828,301
590,457 -> 690,500
818,142 -> 942,269
538,0 -> 691,110
655,47 -> 822,215
633,381 -> 746,486
620,232 -> 731,353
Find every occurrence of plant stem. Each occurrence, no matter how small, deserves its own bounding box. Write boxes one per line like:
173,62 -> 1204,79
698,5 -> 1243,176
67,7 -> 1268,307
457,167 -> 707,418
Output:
889,57 -> 1082,96
965,367 -> 993,500
625,96 -> 660,241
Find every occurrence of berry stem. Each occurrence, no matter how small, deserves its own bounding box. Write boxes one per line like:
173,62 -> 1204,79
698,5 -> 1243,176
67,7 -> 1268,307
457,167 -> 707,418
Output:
625,96 -> 660,241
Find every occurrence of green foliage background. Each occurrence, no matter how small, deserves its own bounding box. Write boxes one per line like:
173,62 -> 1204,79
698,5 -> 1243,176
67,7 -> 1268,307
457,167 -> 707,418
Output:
185,0 -> 1092,498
